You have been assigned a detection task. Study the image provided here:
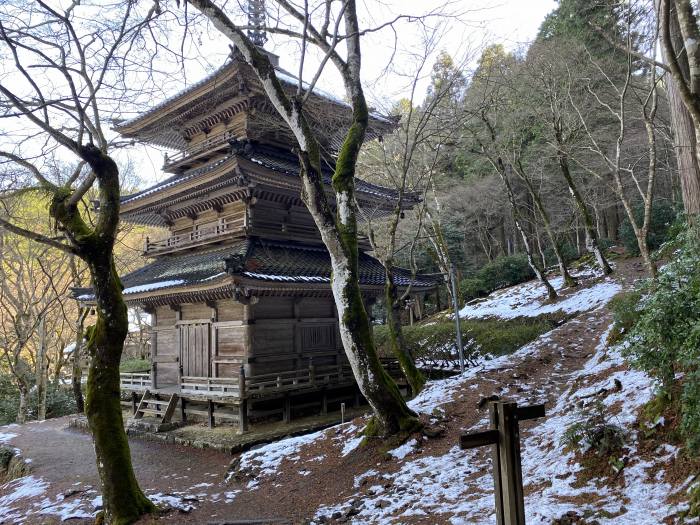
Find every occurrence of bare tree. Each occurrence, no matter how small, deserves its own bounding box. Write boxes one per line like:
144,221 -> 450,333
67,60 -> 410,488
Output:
0,2 -> 162,522
570,8 -> 661,277
359,34 -> 469,393
184,0 -> 433,435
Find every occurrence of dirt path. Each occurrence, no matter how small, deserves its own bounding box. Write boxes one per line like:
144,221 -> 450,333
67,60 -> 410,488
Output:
0,259 -> 653,524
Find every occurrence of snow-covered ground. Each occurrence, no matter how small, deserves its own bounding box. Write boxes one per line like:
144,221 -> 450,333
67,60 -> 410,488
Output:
311,320 -> 683,524
458,268 -> 621,320
0,267 -> 688,524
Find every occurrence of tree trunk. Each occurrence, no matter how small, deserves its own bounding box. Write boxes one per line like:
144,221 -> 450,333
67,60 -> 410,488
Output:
513,165 -> 577,287
72,308 -> 87,414
385,267 -> 425,397
658,0 -> 700,217
36,316 -> 48,421
497,168 -> 557,300
16,382 -> 28,424
555,148 -> 613,274
83,253 -> 154,524
49,147 -> 154,524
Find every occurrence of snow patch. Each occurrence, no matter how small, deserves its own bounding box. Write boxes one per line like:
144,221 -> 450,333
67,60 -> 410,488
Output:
458,269 -> 620,320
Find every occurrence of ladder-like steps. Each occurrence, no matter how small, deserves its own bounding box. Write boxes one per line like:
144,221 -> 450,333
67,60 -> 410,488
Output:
134,390 -> 179,424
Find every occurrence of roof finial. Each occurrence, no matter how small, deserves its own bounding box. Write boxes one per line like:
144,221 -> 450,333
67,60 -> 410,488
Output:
247,0 -> 267,47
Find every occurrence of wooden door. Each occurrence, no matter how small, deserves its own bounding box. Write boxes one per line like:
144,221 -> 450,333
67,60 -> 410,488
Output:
178,322 -> 211,378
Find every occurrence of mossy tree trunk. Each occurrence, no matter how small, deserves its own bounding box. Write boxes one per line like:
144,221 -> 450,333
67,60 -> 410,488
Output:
512,160 -> 577,287
189,0 -> 420,437
48,146 -> 155,524
385,267 -> 425,397
551,121 -> 613,275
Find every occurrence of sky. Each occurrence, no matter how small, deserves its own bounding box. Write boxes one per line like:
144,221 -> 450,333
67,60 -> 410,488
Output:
117,0 -> 558,187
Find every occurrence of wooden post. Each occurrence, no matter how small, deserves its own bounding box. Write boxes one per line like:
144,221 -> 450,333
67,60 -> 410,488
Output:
180,397 -> 187,423
498,402 -> 525,525
131,392 -> 138,415
309,358 -> 315,384
207,400 -> 215,428
460,401 -> 545,525
490,403 -> 505,524
449,263 -> 465,373
239,398 -> 249,432
320,389 -> 328,416
238,365 -> 248,432
283,395 -> 291,424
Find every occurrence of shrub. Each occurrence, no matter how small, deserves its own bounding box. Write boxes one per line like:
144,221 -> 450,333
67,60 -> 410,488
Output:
618,200 -> 677,255
562,401 -> 625,458
374,317 -> 553,370
620,227 -> 700,454
120,358 -> 150,373
459,277 -> 489,302
459,254 -> 535,302
607,291 -> 642,344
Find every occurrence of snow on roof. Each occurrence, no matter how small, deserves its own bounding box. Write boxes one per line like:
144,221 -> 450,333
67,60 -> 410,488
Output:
122,279 -> 186,295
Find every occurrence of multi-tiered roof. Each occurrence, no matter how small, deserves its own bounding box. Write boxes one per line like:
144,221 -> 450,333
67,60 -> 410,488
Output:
96,52 -> 438,307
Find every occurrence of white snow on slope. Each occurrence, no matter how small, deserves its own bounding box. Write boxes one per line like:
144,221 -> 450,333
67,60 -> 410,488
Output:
458,270 -> 621,320
233,428 -> 331,489
313,320 -> 684,524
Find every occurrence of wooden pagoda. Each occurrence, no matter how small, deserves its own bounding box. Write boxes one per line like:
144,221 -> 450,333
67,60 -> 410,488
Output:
80,51 -> 439,432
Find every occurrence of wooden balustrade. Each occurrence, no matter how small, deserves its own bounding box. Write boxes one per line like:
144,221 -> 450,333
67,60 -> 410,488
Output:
143,217 -> 244,255
176,363 -> 354,400
164,129 -> 237,168
120,372 -> 151,390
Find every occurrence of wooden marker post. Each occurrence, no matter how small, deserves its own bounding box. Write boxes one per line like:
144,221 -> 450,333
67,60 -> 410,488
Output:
460,401 -> 545,525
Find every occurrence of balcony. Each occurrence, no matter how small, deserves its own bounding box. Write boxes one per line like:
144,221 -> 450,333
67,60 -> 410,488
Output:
144,217 -> 245,256
163,129 -> 237,172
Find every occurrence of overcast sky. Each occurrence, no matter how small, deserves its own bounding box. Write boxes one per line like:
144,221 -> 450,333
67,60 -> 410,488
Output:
120,0 -> 558,186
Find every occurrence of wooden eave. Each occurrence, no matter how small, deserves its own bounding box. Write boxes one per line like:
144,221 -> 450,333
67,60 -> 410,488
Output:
116,63 -> 246,138
231,276 -> 437,298
120,156 -> 242,216
122,279 -> 235,307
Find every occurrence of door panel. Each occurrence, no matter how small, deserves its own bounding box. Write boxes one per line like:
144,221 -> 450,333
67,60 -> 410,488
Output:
179,322 -> 211,377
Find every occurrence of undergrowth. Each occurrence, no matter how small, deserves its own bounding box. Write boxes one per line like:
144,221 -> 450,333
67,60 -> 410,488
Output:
119,358 -> 151,373
374,316 -> 556,370
562,401 -> 626,481
611,224 -> 700,515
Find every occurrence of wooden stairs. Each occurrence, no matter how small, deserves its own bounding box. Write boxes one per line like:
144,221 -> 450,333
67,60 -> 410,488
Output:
129,390 -> 180,432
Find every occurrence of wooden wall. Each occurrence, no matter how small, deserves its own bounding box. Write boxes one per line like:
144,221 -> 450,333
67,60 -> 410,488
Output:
151,298 -> 250,386
249,198 -> 320,244
248,296 -> 342,375
150,295 -> 357,383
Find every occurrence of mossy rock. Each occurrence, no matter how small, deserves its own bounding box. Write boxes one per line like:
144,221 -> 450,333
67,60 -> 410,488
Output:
0,446 -> 14,471
0,446 -> 30,482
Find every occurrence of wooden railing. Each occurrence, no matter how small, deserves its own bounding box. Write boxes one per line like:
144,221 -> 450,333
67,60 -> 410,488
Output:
178,363 -> 354,400
163,129 -> 237,168
181,376 -> 241,396
120,372 -> 151,390
143,217 -> 244,255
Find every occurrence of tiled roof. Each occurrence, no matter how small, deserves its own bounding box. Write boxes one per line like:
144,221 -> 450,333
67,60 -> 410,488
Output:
115,58 -> 392,131
231,239 -> 438,288
76,239 -> 438,301
119,142 -> 414,207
